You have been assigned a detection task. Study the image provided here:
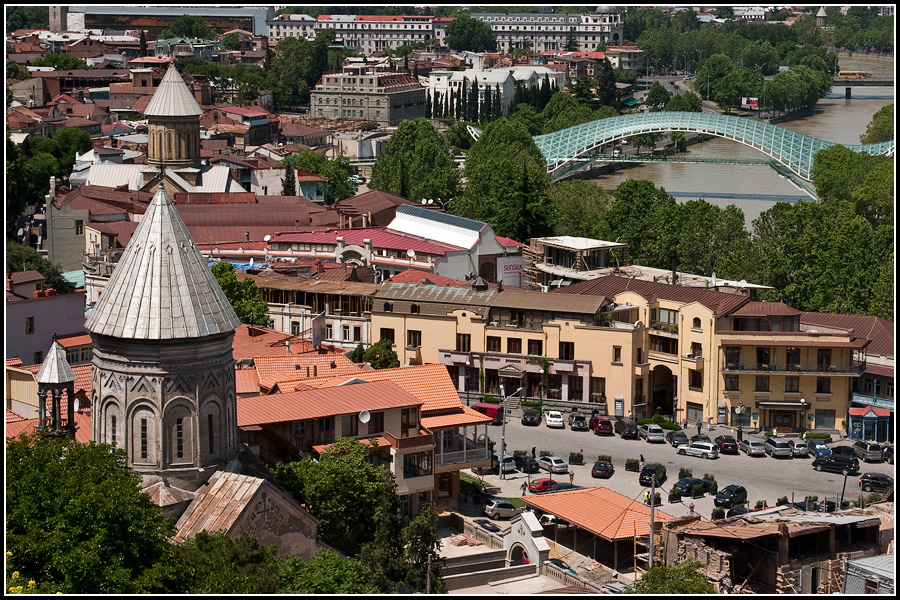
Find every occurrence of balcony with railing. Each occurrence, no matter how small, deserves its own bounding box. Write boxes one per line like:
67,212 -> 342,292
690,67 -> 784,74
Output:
722,362 -> 864,376
434,431 -> 490,469
383,427 -> 434,451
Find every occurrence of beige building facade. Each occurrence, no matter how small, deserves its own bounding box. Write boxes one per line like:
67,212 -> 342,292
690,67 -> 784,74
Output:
310,67 -> 425,126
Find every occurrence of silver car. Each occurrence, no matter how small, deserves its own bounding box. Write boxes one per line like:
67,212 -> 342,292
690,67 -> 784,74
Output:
483,498 -> 522,520
790,439 -> 809,457
676,441 -> 719,459
740,439 -> 766,456
764,437 -> 794,458
538,455 -> 569,474
639,424 -> 666,443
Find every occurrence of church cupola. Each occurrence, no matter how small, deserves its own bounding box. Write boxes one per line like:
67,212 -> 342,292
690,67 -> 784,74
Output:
144,65 -> 203,169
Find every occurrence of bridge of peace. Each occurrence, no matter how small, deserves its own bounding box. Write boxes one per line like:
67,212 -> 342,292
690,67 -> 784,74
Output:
468,111 -> 895,183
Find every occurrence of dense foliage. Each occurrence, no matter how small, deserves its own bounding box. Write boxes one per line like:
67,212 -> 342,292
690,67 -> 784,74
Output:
174,532 -> 281,594
445,13 -> 497,52
282,148 -> 354,203
5,6 -> 49,31
362,338 -> 401,370
5,241 -> 70,292
266,30 -> 342,110
279,549 -> 379,594
633,559 -> 716,593
212,262 -> 269,325
859,103 -> 894,144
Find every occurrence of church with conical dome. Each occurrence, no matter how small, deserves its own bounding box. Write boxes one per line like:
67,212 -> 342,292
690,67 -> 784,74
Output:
86,182 -> 241,491
83,65 -> 245,195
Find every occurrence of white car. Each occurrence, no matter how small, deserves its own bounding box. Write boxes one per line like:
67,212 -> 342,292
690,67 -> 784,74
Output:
676,441 -> 719,459
545,411 -> 565,428
639,424 -> 666,443
538,455 -> 569,474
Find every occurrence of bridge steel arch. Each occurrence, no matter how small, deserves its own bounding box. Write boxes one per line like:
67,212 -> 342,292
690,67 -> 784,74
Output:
524,112 -> 894,181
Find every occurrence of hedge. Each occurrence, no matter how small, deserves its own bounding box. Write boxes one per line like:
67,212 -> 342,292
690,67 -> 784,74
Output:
636,413 -> 680,431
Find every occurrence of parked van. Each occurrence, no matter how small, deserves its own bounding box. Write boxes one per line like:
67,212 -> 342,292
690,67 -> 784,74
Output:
853,439 -> 884,463
473,403 -> 504,425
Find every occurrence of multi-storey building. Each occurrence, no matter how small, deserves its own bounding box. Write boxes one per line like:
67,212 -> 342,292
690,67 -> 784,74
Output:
428,66 -> 565,118
266,13 -> 317,41
471,8 -> 623,53
310,66 -> 426,126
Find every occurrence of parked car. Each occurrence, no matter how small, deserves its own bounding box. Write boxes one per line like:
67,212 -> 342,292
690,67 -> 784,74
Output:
714,435 -> 739,455
538,455 -> 569,474
614,417 -> 638,439
790,439 -> 809,457
884,445 -> 894,464
853,439 -> 885,462
548,482 -> 580,493
726,507 -> 750,517
831,445 -> 857,457
639,463 -> 666,486
474,518 -> 501,533
568,413 -> 589,431
521,410 -> 541,426
589,416 -> 614,435
483,498 -> 522,520
638,424 -> 666,443
612,146 -> 623,157
514,455 -> 540,473
528,478 -> 559,493
764,437 -> 794,458
666,430 -> 689,447
714,484 -> 748,508
691,433 -> 711,443
673,477 -> 711,496
548,558 -> 576,574
591,460 -> 615,478
545,411 -> 565,429
811,454 -> 860,475
859,473 -> 893,492
472,402 -> 504,425
739,439 -> 766,456
601,582 -> 634,594
807,440 -> 832,457
491,453 -> 516,474
677,441 -> 719,459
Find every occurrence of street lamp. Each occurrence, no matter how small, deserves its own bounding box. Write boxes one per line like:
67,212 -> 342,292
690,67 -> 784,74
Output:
465,359 -> 471,406
539,368 -> 545,405
498,383 -> 523,480
735,401 -> 746,442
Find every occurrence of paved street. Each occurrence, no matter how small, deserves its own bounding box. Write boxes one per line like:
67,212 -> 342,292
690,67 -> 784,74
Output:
470,408 -> 893,519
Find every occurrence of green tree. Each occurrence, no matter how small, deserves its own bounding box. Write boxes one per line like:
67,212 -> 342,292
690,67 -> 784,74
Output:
508,103 -> 545,136
286,148 -> 354,203
695,53 -> 735,101
349,343 -> 365,363
549,180 -> 612,238
221,32 -> 251,51
675,200 -> 752,280
564,27 -> 579,51
457,118 -> 552,241
597,179 -> 680,268
594,58 -> 618,107
282,157 -> 297,196
175,532 -> 281,594
139,30 -> 147,56
445,13 -> 497,52
5,241 -> 69,292
32,52 -> 88,71
6,59 -> 30,80
716,6 -> 735,20
444,120 -> 476,152
664,91 -> 702,112
401,505 -> 444,593
860,103 -> 894,144
279,549 -> 379,594
670,131 -> 687,153
5,6 -> 49,30
5,434 -> 175,594
369,118 -> 460,202
634,559 -> 715,593
645,81 -> 671,110
362,338 -> 400,370
211,262 -> 268,325
52,126 -> 93,176
158,14 -> 217,40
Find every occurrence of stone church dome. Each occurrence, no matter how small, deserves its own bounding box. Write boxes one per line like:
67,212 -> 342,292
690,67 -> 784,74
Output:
143,64 -> 204,117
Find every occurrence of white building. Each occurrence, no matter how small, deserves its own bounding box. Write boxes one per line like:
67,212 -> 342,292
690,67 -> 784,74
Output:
471,8 -> 623,53
428,66 -> 564,118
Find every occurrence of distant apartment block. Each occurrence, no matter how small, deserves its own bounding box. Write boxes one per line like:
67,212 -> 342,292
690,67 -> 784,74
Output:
471,9 -> 623,53
310,66 -> 425,126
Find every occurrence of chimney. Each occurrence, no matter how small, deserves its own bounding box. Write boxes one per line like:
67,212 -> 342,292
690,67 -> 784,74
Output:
295,220 -> 300,232
497,281 -> 503,292
245,231 -> 250,242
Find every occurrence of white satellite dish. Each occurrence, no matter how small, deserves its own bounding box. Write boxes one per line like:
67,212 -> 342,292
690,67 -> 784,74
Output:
358,410 -> 371,424
264,234 -> 271,242
407,248 -> 416,258
73,398 -> 80,412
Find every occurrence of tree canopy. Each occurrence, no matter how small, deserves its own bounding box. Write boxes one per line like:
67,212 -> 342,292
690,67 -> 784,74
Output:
362,338 -> 401,370
174,531 -> 281,594
6,434 -> 175,594
5,241 -> 70,292
211,262 -> 269,325
158,15 -> 217,40
369,118 -> 460,201
32,53 -> 88,71
283,148 -> 354,203
279,549 -> 379,594
445,13 -> 497,52
6,6 -> 48,31
634,559 -> 716,593
548,179 -> 612,239
860,104 -> 894,144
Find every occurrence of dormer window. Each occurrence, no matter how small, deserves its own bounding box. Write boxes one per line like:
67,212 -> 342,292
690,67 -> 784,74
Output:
411,304 -> 419,314
384,302 -> 393,312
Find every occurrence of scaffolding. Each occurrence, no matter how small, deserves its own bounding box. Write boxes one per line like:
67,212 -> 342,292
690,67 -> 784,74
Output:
633,520 -> 664,576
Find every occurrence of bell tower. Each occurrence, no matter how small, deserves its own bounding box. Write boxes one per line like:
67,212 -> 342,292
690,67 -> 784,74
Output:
144,65 -> 202,170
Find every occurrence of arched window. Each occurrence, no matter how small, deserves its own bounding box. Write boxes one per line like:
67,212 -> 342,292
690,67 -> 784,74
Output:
411,303 -> 420,314
384,302 -> 393,312
692,317 -> 702,330
130,404 -> 158,466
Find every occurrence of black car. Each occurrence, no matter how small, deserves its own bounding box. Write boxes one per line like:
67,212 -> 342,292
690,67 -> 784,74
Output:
859,473 -> 894,492
830,445 -> 856,457
714,484 -> 748,508
691,433 -> 711,444
521,410 -> 541,426
812,454 -> 860,475
666,430 -> 689,447
884,446 -> 895,465
639,463 -> 666,486
514,455 -> 541,473
615,417 -> 639,439
673,477 -> 711,496
474,518 -> 501,533
726,507 -> 750,517
591,460 -> 615,478
714,435 -> 739,455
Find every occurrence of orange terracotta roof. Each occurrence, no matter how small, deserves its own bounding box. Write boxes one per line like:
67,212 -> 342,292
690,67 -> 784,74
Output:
237,380 -> 422,427
524,486 -> 673,541
54,332 -> 93,348
5,411 -> 92,444
421,405 -> 493,429
231,324 -> 309,360
6,357 -> 24,367
253,353 -> 360,381
6,409 -> 27,424
234,369 -> 261,394
315,363 -> 463,412
22,363 -> 93,403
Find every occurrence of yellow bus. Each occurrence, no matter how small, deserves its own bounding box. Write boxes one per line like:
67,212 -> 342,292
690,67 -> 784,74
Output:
837,71 -> 869,79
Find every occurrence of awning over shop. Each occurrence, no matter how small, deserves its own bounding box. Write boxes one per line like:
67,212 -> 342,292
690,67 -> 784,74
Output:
755,401 -> 806,410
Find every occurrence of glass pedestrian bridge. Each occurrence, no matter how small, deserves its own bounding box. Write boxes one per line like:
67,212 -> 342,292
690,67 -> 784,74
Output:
468,112 -> 894,181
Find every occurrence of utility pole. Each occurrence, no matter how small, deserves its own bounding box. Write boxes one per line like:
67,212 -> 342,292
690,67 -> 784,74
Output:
648,473 -> 656,568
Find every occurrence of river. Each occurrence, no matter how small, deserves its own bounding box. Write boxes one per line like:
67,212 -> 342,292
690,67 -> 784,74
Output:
588,54 -> 894,230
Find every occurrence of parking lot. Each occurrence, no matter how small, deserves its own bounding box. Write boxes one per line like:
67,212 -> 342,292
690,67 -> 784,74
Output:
475,409 -> 893,519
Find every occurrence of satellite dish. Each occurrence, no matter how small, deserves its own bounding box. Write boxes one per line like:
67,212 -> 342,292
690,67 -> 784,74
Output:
358,410 -> 371,424
407,248 -> 416,258
264,234 -> 271,242
73,398 -> 80,412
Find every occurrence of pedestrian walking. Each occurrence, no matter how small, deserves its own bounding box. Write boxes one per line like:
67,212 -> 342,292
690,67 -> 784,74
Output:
697,420 -> 702,436
569,470 -> 575,485
801,431 -> 807,442
521,481 -> 527,496
531,446 -> 536,458
643,490 -> 650,504
683,418 -> 688,430
640,454 -> 645,466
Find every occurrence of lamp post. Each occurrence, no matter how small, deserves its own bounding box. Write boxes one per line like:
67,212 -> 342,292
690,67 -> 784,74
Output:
800,398 -> 807,434
736,401 -> 745,442
498,383 -> 523,480
539,368 -> 545,406
465,359 -> 471,406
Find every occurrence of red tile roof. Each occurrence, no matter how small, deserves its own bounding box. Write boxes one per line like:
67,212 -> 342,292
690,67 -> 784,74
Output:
315,363 -> 464,412
730,300 -> 801,317
236,380 -> 422,426
230,324 -> 302,360
5,411 -> 92,444
495,235 -> 526,248
558,275 -> 751,316
524,486 -> 673,541
849,407 -> 890,417
6,357 -> 24,367
864,364 -> 893,378
421,405 -> 493,429
253,353 -> 360,382
219,105 -> 269,118
8,270 -> 45,285
800,312 -> 894,358
333,189 -> 418,217
54,332 -> 93,348
235,369 -> 261,395
6,409 -> 27,424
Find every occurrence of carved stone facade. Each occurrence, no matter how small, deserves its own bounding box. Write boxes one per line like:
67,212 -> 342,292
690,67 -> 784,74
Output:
91,332 -> 238,490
